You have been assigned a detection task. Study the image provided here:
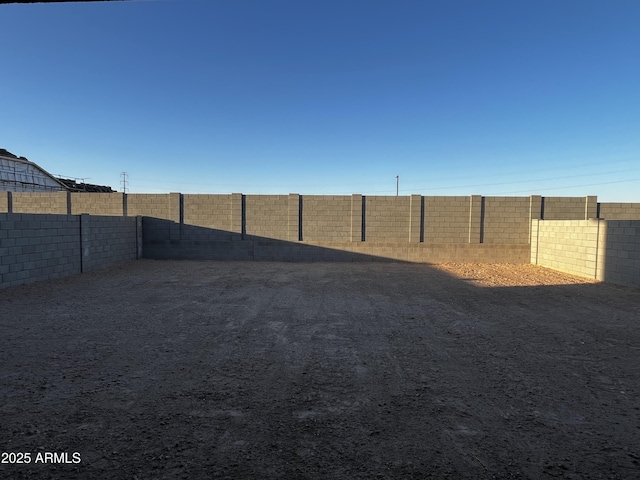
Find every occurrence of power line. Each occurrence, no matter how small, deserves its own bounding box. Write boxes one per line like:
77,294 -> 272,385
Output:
403,167 -> 640,192
119,154 -> 640,196
479,177 -> 640,196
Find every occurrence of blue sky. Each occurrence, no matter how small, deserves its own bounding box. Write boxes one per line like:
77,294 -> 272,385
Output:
2,0 -> 639,200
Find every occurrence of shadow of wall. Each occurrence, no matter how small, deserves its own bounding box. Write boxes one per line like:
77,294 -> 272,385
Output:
142,217 -> 530,263
0,213 -> 139,289
598,221 -> 640,289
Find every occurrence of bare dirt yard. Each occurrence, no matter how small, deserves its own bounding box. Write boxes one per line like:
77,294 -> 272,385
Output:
1,260 -> 639,479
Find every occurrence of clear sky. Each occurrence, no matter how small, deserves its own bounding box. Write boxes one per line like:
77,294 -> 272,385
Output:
2,0 -> 639,200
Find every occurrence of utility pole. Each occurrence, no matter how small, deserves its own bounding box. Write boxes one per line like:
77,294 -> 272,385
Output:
396,175 -> 399,196
121,171 -> 128,193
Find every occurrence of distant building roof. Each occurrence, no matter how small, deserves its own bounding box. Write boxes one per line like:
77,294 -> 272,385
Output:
0,148 -> 28,161
0,148 -> 115,193
56,178 -> 115,193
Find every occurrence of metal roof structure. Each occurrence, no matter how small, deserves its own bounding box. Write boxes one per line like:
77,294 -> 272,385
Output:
0,149 -> 68,192
0,149 -> 115,193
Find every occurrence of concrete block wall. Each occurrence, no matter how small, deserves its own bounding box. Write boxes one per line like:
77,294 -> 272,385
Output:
287,194 -> 300,242
183,194 -> 233,230
12,191 -> 69,214
0,192 -> 8,213
0,213 -> 81,288
0,213 -> 139,289
127,193 -> 179,221
531,219 -> 640,288
3,192 -> 640,271
143,222 -> 531,264
531,219 -> 600,278
350,194 -> 363,242
530,219 -> 539,267
542,196 -> 596,220
468,195 -> 483,243
142,217 -> 250,260
423,196 -> 469,243
244,195 -> 290,241
71,193 -> 124,216
482,196 -> 531,244
585,196 -> 598,220
301,195 -> 352,242
409,194 -> 422,243
80,214 -> 138,272
111,192 -> 640,264
141,217 -> 175,255
598,220 -> 640,288
5,192 -> 636,243
598,203 -> 640,220
364,196 -> 411,242
349,242 -> 530,263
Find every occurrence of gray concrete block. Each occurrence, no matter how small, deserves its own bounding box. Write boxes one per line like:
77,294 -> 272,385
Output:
2,254 -> 16,265
2,271 -> 17,283
10,263 -> 24,273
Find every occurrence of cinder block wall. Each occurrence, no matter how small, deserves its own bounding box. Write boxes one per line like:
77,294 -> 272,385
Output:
542,197 -> 594,220
530,219 -> 539,267
4,192 -> 640,270
183,194 -> 232,230
531,219 -> 640,288
245,195 -> 290,241
71,193 -> 124,216
80,215 -> 138,272
301,195 -> 351,242
364,196 -> 411,242
247,240 -> 530,263
483,196 -> 531,244
181,194 -> 240,244
598,220 -> 640,288
11,192 -> 69,214
0,192 -> 8,213
0,213 -> 139,289
531,219 -> 600,278
423,196 -> 469,243
598,203 -> 640,220
127,193 -> 178,221
143,216 -> 252,260
0,213 -> 81,288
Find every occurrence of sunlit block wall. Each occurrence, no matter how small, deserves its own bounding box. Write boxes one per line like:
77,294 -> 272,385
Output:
422,196 -> 470,243
183,194 -> 233,230
531,220 -> 601,278
364,196 -> 412,242
301,195 -> 353,242
70,193 -> 124,216
127,193 -> 179,221
531,219 -> 640,288
11,192 -> 69,214
244,194 -> 292,241
482,196 -> 532,244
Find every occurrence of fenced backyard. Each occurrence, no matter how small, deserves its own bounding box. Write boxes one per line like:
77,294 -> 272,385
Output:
1,260 -> 639,479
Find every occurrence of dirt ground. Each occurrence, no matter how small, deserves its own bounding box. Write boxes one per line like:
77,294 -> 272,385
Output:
1,260 -> 639,479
